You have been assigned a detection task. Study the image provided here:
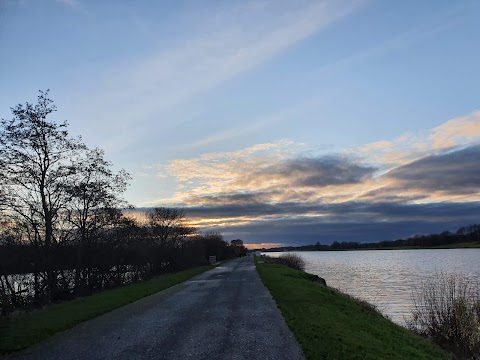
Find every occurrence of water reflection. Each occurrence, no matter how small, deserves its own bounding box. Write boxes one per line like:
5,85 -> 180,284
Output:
265,249 -> 480,325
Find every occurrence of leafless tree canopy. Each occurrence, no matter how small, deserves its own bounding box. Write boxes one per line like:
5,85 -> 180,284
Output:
0,92 -> 240,316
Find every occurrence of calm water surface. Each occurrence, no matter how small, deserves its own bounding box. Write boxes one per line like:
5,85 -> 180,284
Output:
266,249 -> 480,325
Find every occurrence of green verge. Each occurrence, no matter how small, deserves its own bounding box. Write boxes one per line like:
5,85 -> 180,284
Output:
0,265 -> 212,354
255,259 -> 450,360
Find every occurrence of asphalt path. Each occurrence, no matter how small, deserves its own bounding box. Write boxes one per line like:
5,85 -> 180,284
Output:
10,256 -> 304,360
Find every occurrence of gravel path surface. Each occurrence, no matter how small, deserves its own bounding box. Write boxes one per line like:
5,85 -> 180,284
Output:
10,256 -> 304,360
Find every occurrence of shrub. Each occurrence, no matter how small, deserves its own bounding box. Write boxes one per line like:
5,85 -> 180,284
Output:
406,272 -> 480,359
266,253 -> 306,271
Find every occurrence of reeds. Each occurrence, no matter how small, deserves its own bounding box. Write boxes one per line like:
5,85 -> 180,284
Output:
407,272 -> 480,359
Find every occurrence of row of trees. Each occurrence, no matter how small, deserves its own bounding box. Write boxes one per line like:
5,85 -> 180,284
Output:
0,209 -> 238,315
0,91 -> 243,315
330,224 -> 480,250
259,224 -> 480,253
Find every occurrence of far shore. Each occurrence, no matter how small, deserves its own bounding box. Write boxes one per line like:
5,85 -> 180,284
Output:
257,241 -> 480,253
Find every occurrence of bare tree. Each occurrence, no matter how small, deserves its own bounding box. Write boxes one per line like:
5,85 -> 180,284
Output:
146,208 -> 196,272
65,148 -> 131,293
146,207 -> 195,245
0,90 -> 86,299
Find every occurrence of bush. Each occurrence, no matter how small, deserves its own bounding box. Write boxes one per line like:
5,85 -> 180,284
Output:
406,272 -> 480,359
274,253 -> 305,271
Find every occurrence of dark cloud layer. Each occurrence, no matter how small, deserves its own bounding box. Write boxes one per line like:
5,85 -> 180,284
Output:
182,201 -> 480,222
186,191 -> 278,205
240,156 -> 376,188
212,218 -> 476,246
141,145 -> 480,246
389,145 -> 480,194
177,201 -> 480,244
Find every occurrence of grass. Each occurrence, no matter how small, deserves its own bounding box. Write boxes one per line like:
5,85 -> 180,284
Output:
0,265 -> 212,354
255,258 -> 450,360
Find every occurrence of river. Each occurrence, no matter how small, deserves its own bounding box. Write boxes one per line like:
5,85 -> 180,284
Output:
264,249 -> 480,325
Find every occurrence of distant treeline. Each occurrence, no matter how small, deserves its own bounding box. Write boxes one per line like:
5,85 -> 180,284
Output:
260,224 -> 480,252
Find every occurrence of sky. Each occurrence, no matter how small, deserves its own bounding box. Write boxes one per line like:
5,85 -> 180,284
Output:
1,0 -> 480,248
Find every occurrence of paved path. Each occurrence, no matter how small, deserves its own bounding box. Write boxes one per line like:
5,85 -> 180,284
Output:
11,256 -> 304,360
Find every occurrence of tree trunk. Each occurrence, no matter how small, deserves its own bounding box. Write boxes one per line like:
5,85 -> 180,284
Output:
74,228 -> 86,295
44,208 -> 56,301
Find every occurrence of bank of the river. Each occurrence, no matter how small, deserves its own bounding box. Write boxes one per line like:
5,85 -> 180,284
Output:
0,265 -> 213,354
255,258 -> 449,360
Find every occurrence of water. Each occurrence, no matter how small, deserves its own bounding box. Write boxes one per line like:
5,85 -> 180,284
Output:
265,249 -> 480,325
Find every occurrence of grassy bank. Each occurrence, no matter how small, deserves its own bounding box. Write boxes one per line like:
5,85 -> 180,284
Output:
255,259 -> 449,360
0,265 -> 212,354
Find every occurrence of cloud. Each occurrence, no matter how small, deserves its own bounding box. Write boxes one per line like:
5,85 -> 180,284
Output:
431,112 -> 480,149
186,191 -> 279,205
358,185 -> 427,203
387,144 -> 480,195
311,3 -> 465,79
160,112 -> 480,210
221,218 -> 470,245
188,95 -> 337,148
56,0 -> 88,14
162,140 -> 378,208
179,201 -> 480,244
161,139 -> 304,203
354,111 -> 480,168
181,201 -> 480,224
73,0 -> 366,152
56,0 -> 77,7
144,110 -> 480,245
242,156 -> 376,188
